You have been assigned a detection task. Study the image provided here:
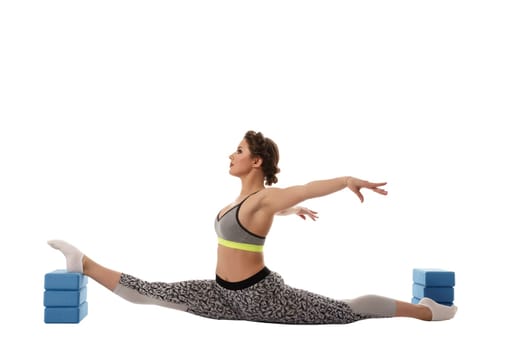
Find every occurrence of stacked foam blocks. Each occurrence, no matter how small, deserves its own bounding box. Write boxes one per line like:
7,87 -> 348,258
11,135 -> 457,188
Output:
412,268 -> 455,306
44,269 -> 88,323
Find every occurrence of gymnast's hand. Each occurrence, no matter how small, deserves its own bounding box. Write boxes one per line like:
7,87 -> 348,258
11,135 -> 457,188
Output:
346,177 -> 388,203
295,206 -> 319,221
276,206 -> 319,221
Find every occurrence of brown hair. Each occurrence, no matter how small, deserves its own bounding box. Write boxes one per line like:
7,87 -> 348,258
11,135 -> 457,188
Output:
244,130 -> 280,186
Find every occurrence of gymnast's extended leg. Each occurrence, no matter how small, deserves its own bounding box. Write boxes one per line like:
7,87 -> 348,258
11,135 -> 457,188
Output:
47,240 -> 236,319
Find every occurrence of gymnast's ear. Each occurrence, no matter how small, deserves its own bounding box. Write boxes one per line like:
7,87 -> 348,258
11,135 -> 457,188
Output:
252,156 -> 263,168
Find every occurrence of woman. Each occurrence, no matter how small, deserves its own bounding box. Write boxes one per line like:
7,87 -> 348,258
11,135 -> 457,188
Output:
48,130 -> 457,324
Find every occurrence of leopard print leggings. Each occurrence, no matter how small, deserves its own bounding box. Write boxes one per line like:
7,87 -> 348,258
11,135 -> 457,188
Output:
114,270 -> 380,324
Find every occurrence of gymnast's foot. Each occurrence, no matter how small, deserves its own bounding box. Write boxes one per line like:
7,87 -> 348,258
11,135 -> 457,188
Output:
419,297 -> 458,321
48,240 -> 84,273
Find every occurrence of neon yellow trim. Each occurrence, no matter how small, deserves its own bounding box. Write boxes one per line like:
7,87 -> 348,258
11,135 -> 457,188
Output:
218,237 -> 264,253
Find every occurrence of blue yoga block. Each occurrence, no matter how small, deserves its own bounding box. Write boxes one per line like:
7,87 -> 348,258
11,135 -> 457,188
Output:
413,268 -> 455,287
44,287 -> 87,307
413,283 -> 454,302
45,302 -> 88,323
45,269 -> 88,290
411,297 -> 453,306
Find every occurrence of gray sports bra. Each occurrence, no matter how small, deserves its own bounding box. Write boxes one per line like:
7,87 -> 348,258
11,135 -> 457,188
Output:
215,192 -> 265,252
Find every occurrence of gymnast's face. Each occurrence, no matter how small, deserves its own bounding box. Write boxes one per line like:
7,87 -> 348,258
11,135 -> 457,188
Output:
229,139 -> 257,177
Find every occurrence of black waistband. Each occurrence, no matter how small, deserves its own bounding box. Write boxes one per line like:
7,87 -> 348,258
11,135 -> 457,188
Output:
216,266 -> 271,290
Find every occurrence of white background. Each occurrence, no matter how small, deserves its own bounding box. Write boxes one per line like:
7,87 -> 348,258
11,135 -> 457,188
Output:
1,1 -> 524,348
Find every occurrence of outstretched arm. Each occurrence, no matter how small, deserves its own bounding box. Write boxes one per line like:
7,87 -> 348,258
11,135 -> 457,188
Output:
262,176 -> 388,214
276,206 -> 319,221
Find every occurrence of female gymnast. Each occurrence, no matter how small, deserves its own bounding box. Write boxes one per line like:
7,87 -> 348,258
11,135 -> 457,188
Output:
48,130 -> 457,324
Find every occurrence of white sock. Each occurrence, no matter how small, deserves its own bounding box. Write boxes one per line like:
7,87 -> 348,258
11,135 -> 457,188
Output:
419,297 -> 458,321
47,240 -> 84,273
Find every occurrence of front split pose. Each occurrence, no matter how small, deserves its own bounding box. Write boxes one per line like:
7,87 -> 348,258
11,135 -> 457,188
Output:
48,130 -> 458,324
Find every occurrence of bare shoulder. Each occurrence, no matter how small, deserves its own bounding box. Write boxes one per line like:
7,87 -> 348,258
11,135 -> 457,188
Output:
256,187 -> 285,203
242,187 -> 280,211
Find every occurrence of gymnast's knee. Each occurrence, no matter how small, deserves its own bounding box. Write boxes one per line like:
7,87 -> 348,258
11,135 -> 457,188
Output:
344,294 -> 397,318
